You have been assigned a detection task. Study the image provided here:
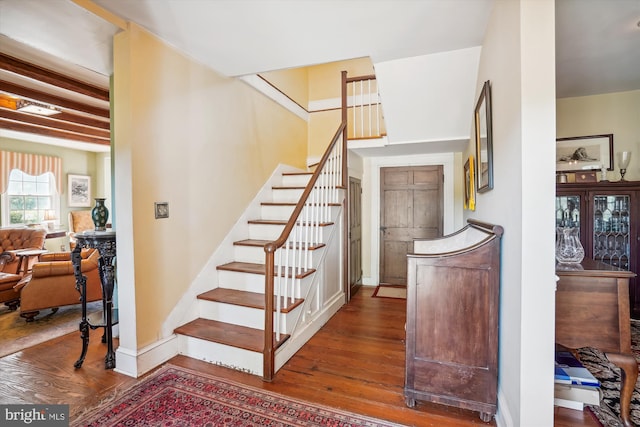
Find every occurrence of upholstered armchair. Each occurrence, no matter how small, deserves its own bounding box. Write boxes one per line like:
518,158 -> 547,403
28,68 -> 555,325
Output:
14,248 -> 102,322
0,252 -> 25,310
0,228 -> 47,274
68,210 -> 94,250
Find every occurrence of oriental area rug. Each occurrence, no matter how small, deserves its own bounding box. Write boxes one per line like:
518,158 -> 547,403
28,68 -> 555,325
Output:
580,319 -> 640,427
72,364 -> 404,427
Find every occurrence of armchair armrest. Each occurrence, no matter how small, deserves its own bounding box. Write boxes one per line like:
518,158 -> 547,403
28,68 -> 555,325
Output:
31,254 -> 99,278
39,252 -> 71,262
0,251 -> 18,272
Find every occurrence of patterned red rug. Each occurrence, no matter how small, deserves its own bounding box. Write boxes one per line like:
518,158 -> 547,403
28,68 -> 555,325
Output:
72,364 -> 403,426
579,320 -> 640,426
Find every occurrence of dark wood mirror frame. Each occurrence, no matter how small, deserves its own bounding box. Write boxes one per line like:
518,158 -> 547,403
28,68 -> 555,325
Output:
475,80 -> 493,193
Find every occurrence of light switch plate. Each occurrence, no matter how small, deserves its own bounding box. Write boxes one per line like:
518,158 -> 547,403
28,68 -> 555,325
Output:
155,202 -> 169,219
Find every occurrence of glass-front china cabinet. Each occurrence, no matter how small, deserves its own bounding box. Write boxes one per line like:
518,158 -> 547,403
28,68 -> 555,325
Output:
556,181 -> 640,317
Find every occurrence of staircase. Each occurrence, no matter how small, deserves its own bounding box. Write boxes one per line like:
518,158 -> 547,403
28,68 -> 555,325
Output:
173,128 -> 347,378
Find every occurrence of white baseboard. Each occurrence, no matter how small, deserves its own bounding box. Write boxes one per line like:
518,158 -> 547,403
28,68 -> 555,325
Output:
495,387 -> 513,427
114,335 -> 179,378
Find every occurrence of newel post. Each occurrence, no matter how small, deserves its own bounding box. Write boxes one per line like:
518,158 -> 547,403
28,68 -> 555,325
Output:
263,242 -> 276,381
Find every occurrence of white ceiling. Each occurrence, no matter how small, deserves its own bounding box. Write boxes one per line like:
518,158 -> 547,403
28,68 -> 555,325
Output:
0,0 -> 639,149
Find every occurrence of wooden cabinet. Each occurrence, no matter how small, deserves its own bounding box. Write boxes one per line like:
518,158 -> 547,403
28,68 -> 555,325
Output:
404,219 -> 502,422
556,181 -> 640,317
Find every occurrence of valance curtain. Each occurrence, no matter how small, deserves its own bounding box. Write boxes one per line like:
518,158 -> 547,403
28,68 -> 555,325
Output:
0,150 -> 63,194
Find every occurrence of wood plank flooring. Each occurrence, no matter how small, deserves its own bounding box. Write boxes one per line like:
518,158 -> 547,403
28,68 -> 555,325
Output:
0,287 -> 597,426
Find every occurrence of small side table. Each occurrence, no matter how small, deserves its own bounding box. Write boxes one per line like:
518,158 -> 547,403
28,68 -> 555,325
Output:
71,230 -> 117,369
15,249 -> 48,275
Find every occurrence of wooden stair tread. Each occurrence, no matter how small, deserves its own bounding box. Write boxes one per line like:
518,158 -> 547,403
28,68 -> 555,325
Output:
217,261 -> 315,279
174,318 -> 289,352
234,239 -> 325,250
248,219 -> 334,226
282,172 -> 313,176
198,288 -> 304,313
261,202 -> 341,207
272,186 -> 305,190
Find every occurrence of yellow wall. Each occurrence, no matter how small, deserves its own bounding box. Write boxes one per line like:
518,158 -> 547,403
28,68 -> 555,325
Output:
260,67 -> 309,109
557,90 -> 640,181
307,58 -> 376,159
308,57 -> 374,101
113,23 -> 307,348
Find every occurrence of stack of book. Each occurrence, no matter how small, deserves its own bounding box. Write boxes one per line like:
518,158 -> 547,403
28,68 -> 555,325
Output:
554,350 -> 601,410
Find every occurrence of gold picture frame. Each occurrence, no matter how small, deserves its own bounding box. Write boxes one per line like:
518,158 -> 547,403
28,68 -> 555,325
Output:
464,156 -> 475,211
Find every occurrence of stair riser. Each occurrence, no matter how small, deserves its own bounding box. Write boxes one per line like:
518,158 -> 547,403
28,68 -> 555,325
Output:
271,188 -> 304,203
281,174 -> 311,187
217,270 -> 310,296
261,204 -> 341,222
198,299 -> 299,333
234,244 -> 324,267
260,204 -> 295,220
248,223 -> 329,241
177,335 -> 263,377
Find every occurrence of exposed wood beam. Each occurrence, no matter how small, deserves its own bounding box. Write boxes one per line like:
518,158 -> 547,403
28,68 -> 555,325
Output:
0,53 -> 109,101
0,109 -> 110,139
1,80 -> 109,119
0,118 -> 110,145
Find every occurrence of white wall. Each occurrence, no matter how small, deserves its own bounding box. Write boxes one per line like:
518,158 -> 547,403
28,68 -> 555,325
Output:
361,152 -> 460,286
469,1 -> 556,426
374,47 -> 481,145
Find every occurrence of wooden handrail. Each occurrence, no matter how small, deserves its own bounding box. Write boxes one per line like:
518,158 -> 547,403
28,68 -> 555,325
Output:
262,121 -> 346,381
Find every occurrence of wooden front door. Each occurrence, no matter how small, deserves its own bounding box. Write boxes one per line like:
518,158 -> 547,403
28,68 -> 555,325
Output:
349,177 -> 363,298
380,166 -> 443,285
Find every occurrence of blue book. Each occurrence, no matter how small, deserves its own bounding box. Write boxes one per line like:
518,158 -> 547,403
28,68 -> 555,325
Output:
555,351 -> 600,387
554,365 -> 571,384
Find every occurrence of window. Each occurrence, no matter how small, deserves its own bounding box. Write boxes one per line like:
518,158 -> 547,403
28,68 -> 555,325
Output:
4,169 -> 58,225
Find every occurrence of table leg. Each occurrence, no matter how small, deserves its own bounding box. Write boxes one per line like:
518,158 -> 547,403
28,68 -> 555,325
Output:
71,245 -> 89,368
605,352 -> 638,427
98,254 -> 116,369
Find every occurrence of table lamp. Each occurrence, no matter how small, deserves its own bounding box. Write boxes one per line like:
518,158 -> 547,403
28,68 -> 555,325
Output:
43,210 -> 57,230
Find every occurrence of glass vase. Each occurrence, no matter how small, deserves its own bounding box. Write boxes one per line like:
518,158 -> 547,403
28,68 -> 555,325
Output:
91,198 -> 109,231
555,227 -> 584,264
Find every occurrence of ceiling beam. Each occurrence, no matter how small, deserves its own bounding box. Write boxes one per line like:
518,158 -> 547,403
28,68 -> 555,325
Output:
0,80 -> 109,118
0,109 -> 110,139
0,118 -> 110,145
0,53 -> 109,101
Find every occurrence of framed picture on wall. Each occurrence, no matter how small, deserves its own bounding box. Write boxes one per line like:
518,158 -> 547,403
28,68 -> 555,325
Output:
68,174 -> 91,207
556,134 -> 613,173
464,155 -> 475,211
474,80 -> 494,193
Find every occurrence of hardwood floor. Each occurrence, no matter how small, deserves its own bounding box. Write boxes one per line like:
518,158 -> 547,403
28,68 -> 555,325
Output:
0,287 -> 598,426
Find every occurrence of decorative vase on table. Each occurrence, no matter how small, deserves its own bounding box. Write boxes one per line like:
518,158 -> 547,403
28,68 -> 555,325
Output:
91,198 -> 109,231
555,227 -> 584,264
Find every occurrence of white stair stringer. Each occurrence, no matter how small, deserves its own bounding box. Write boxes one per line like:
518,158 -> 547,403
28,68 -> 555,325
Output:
275,203 -> 345,372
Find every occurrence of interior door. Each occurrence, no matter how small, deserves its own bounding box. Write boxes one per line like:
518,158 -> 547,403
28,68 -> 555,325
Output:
349,177 -> 362,298
380,165 -> 443,285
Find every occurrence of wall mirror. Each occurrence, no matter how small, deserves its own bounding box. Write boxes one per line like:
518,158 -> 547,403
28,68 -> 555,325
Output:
475,80 -> 493,193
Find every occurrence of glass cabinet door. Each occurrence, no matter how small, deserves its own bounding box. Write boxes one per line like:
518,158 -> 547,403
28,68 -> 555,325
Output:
556,195 -> 581,230
592,194 -> 631,270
